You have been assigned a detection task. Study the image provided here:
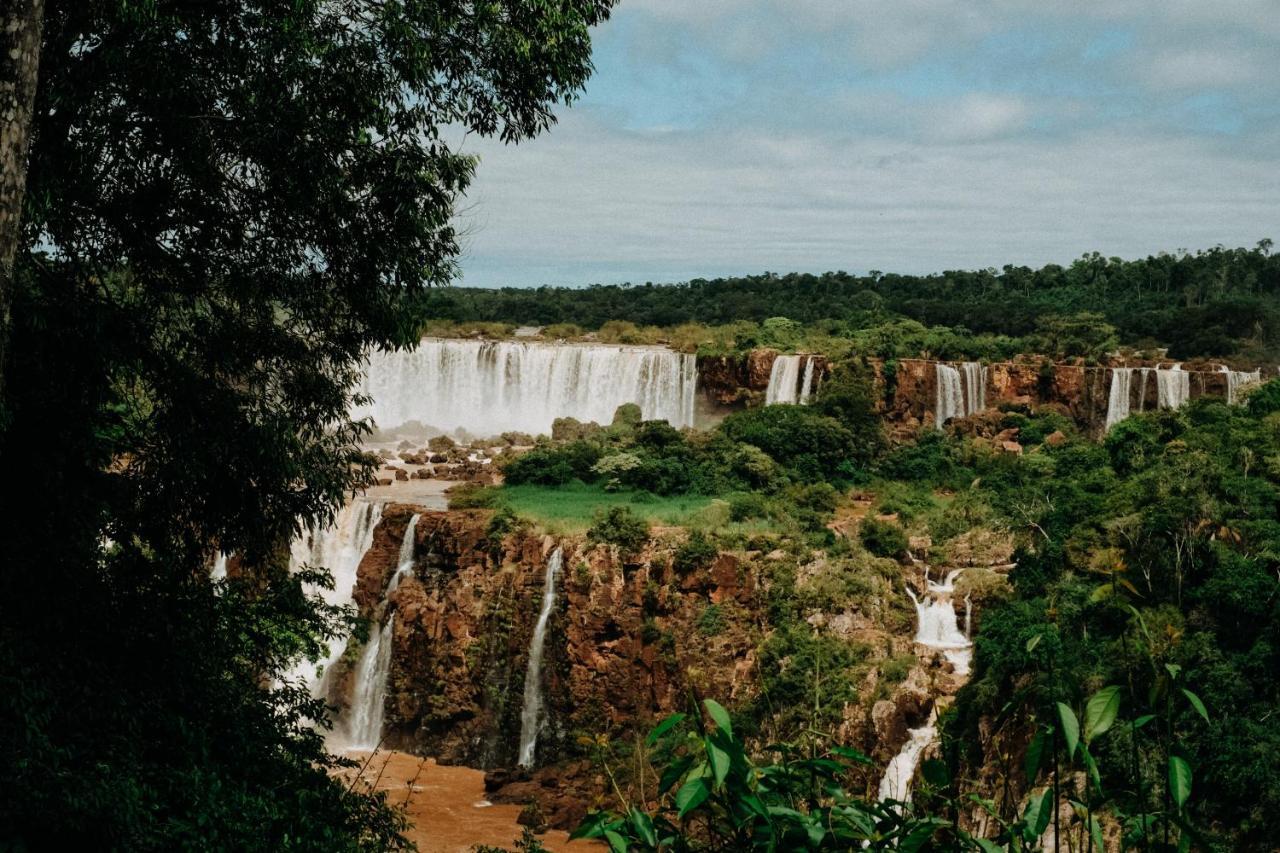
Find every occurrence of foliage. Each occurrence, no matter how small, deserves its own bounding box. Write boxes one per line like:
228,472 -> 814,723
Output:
672,530 -> 719,576
719,405 -> 863,482
859,517 -> 910,559
1,0 -> 614,846
587,506 -> 651,555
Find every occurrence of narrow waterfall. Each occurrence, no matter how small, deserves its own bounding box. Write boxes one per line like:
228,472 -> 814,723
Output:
517,547 -> 564,768
877,716 -> 938,803
961,362 -> 987,415
355,339 -> 697,437
1221,366 -> 1262,405
286,500 -> 383,697
798,357 -> 817,404
386,514 -> 420,595
880,568 -> 973,804
765,355 -> 803,405
1156,363 -> 1191,410
934,364 -> 964,428
210,552 -> 228,580
346,615 -> 395,750
1105,368 -> 1133,430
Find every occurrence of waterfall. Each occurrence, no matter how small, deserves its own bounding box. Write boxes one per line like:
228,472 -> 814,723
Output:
1156,364 -> 1190,410
386,514 -> 420,595
934,364 -> 964,428
346,615 -> 395,750
798,357 -> 817,404
286,500 -> 383,697
961,362 -> 987,415
517,547 -> 564,768
355,338 -> 697,437
905,569 -> 972,675
877,716 -> 938,803
210,552 -> 228,580
1221,365 -> 1262,405
765,355 -> 803,405
1105,368 -> 1133,430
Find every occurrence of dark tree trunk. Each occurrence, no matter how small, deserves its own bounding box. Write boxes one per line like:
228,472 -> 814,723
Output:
0,0 -> 45,401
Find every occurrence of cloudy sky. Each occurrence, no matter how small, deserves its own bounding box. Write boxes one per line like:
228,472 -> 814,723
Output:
455,0 -> 1279,288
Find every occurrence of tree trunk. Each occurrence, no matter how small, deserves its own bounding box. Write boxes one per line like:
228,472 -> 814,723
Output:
0,0 -> 45,402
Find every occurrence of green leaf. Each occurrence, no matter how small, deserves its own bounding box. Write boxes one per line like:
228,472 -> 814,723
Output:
604,829 -> 629,853
975,840 -> 1004,853
1024,728 -> 1048,783
675,777 -> 710,818
1181,689 -> 1210,724
1088,815 -> 1106,853
645,712 -> 686,746
1056,702 -> 1080,761
1024,786 -> 1053,839
703,699 -> 733,737
628,807 -> 657,847
1084,686 -> 1121,743
1169,755 -> 1192,809
898,820 -> 944,853
707,740 -> 730,787
921,758 -> 949,790
1026,634 -> 1042,653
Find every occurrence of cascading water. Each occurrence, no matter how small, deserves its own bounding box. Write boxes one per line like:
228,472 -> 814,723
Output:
934,364 -> 964,428
880,568 -> 973,804
877,715 -> 938,803
1105,367 -> 1133,429
1156,363 -> 1191,410
1221,366 -> 1261,405
346,615 -> 395,750
286,500 -> 383,697
517,547 -> 563,768
210,552 -> 228,580
355,339 -> 697,437
386,514 -> 420,595
961,362 -> 987,416
765,355 -> 803,405
798,357 -> 816,404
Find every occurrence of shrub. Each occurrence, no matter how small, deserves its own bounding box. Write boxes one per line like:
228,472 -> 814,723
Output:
719,405 -> 860,482
501,441 -> 601,486
446,482 -> 499,509
673,530 -> 718,575
586,506 -> 650,555
727,491 -> 770,522
859,517 -> 909,559
696,604 -> 725,636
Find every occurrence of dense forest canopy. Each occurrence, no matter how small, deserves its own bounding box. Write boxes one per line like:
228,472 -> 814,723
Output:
427,243 -> 1280,360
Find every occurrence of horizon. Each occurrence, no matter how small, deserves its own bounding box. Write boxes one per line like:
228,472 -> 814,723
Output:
454,1 -> 1280,289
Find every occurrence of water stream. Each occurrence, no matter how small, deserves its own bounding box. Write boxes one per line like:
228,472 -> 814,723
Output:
517,547 -> 564,768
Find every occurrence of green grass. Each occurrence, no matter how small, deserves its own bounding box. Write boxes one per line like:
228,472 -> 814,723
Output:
498,483 -> 716,532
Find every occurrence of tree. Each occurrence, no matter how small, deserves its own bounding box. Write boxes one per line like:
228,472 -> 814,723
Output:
0,0 -> 614,847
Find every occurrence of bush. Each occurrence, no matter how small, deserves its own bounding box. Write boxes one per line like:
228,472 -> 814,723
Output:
727,491 -> 770,522
446,482 -> 499,509
586,506 -> 650,555
719,405 -> 860,482
673,530 -> 718,575
859,517 -> 909,559
501,440 -> 602,486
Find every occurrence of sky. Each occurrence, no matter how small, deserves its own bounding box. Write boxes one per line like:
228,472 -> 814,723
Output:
454,0 -> 1280,288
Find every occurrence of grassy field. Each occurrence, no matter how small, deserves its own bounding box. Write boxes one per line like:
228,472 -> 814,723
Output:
498,483 -> 718,532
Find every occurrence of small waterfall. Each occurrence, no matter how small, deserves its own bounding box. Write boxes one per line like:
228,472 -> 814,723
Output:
1105,367 -> 1133,430
905,568 -> 972,675
961,362 -> 987,415
346,615 -> 395,750
210,552 -> 228,580
1136,367 -> 1153,413
765,355 -> 803,405
1156,363 -> 1191,410
1220,365 -> 1262,405
386,514 -> 420,594
798,357 -> 817,404
517,547 -> 564,768
877,716 -> 938,803
934,364 -> 964,429
286,500 -> 383,697
355,339 -> 697,436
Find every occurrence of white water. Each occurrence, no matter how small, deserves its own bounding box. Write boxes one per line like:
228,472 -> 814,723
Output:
877,716 -> 939,803
210,552 -> 228,580
1105,368 -> 1134,429
286,500 -> 383,697
1156,363 -> 1191,410
961,362 -> 987,416
517,547 -> 563,768
355,339 -> 697,437
386,514 -> 420,595
1221,366 -> 1261,405
935,364 -> 963,428
765,355 -> 803,405
906,568 -> 974,676
346,614 -> 395,750
798,357 -> 816,404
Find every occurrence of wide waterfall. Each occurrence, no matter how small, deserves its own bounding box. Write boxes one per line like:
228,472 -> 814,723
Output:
1221,366 -> 1262,405
355,339 -> 697,437
517,547 -> 563,768
286,500 -> 383,697
346,615 -> 395,750
935,362 -> 986,428
765,355 -> 802,404
1156,363 -> 1191,410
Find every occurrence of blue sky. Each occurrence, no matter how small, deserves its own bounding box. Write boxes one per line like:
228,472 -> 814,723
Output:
455,1 -> 1280,288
